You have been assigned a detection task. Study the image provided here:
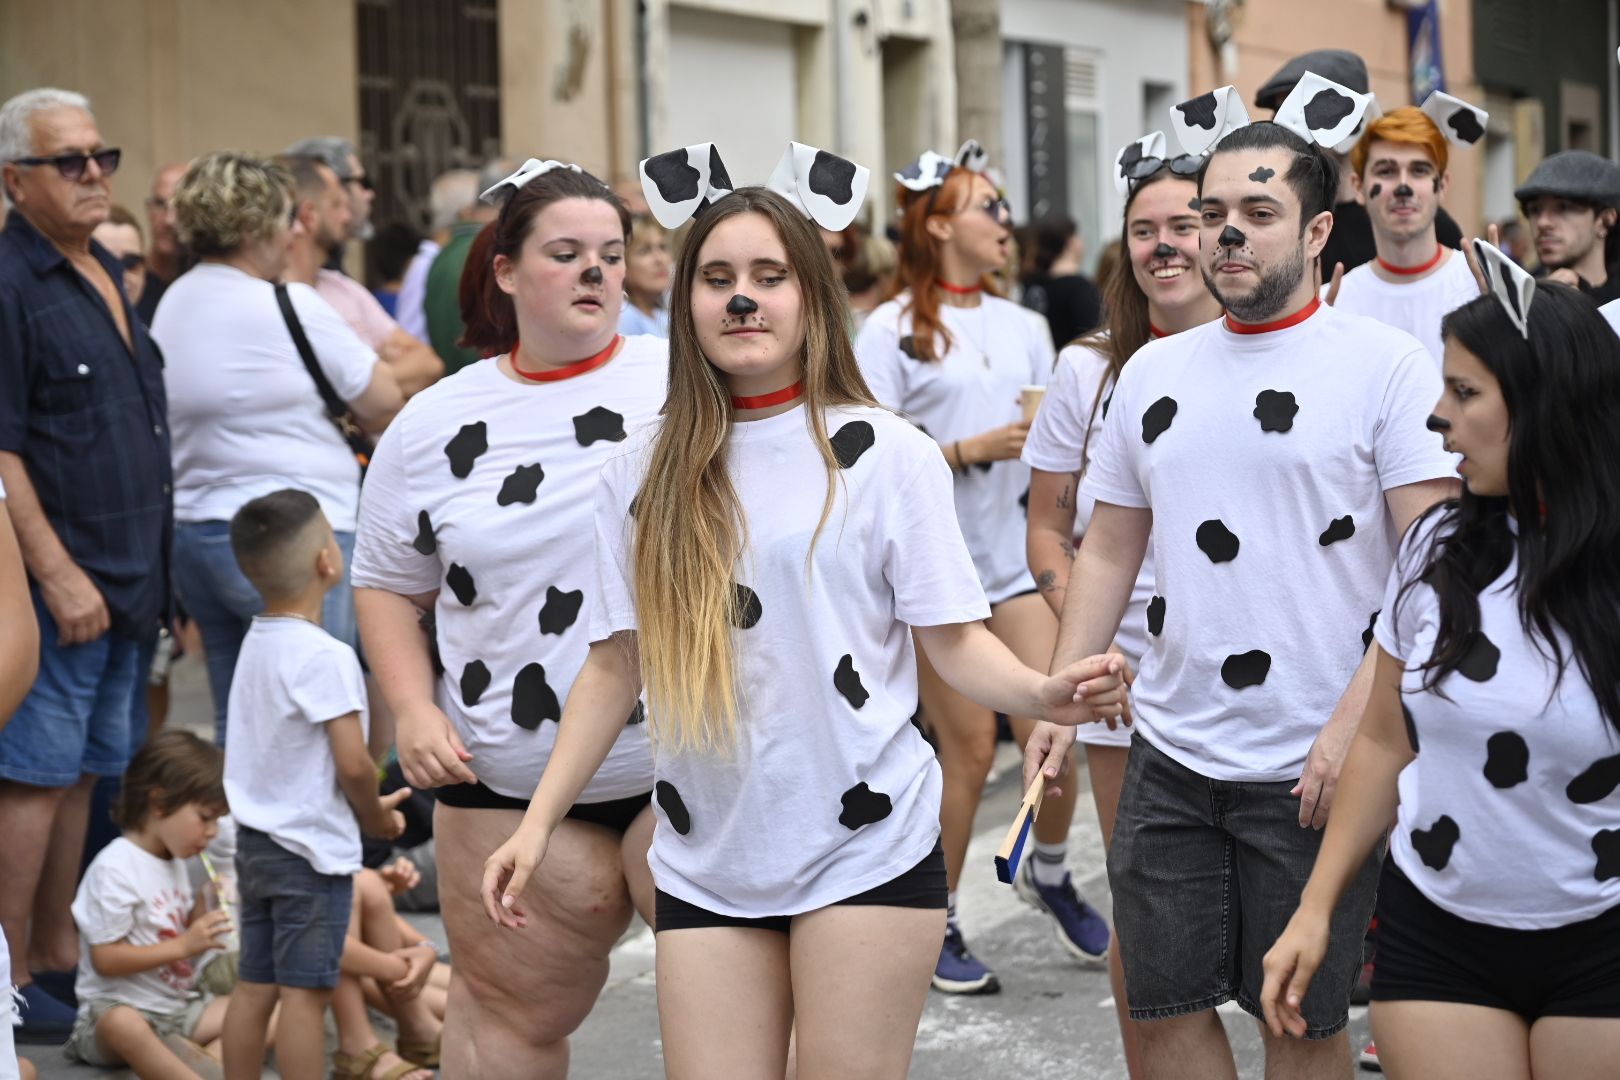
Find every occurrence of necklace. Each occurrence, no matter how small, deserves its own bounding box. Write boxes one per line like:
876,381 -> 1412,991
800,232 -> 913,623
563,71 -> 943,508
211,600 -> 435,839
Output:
935,277 -> 983,295
949,303 -> 995,369
510,335 -> 621,382
731,382 -> 804,409
258,612 -> 318,626
1376,247 -> 1444,276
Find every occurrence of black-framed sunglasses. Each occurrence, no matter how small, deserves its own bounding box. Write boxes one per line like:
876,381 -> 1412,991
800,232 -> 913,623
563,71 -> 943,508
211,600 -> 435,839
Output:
1122,153 -> 1202,187
346,173 -> 374,193
13,147 -> 121,181
117,252 -> 145,271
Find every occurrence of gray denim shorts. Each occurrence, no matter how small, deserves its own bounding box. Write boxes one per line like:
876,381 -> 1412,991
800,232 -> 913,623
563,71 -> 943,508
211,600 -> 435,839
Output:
1107,733 -> 1381,1038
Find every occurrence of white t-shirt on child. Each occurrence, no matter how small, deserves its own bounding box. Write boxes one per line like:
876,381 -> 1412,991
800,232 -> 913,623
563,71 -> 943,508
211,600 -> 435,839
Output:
1377,512 -> 1620,929
856,295 -> 1054,604
1326,251 -> 1478,367
224,618 -> 369,875
592,404 -> 989,918
1082,304 -> 1455,781
73,837 -> 201,1015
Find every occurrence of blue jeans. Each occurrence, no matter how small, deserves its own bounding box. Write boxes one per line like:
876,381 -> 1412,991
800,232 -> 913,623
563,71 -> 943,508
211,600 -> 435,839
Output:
235,826 -> 352,989
0,590 -> 146,787
171,520 -> 356,746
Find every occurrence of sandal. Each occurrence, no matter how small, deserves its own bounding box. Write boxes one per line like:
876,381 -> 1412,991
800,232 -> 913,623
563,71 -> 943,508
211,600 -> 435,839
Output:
396,1035 -> 441,1069
331,1044 -> 431,1080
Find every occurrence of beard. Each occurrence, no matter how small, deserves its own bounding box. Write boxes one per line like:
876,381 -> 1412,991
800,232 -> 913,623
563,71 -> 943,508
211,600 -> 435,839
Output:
1202,241 -> 1307,323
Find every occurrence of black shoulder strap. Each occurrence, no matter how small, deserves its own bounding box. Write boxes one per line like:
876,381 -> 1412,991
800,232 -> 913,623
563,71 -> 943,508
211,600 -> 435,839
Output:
274,283 -> 348,422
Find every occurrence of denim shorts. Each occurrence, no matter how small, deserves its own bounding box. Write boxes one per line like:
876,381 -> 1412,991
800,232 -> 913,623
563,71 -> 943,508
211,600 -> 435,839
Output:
235,826 -> 353,990
1107,733 -> 1381,1038
0,588 -> 144,787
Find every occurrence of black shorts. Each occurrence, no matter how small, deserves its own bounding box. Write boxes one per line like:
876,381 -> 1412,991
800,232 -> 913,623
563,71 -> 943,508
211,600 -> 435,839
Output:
434,780 -> 651,834
1371,859 -> 1620,1020
654,840 -> 946,933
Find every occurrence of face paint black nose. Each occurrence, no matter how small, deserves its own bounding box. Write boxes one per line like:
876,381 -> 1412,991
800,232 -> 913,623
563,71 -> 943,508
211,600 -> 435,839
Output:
1426,413 -> 1451,433
581,265 -> 604,286
1153,243 -> 1177,259
1218,225 -> 1247,248
726,294 -> 758,317
1393,184 -> 1415,199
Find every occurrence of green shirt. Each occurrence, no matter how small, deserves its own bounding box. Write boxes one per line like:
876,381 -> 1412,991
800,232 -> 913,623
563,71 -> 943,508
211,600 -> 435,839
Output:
424,221 -> 485,375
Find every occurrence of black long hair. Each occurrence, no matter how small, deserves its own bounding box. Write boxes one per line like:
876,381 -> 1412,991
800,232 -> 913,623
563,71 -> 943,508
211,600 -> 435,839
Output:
1398,285 -> 1620,734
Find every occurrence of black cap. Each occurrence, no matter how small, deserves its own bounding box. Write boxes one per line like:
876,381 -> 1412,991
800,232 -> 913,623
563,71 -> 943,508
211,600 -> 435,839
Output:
1254,50 -> 1369,111
1514,150 -> 1620,210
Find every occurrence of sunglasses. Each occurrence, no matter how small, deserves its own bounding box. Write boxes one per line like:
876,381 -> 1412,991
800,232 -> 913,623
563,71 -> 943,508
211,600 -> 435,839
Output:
14,147 -> 121,181
1122,153 -> 1202,188
346,173 -> 375,193
117,253 -> 145,271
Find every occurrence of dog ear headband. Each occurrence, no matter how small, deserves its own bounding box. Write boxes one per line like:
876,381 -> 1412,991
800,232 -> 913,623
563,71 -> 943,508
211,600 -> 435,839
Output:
1471,237 -> 1534,339
1419,91 -> 1489,148
1114,130 -> 1203,195
1169,73 -> 1372,156
640,141 -> 869,233
479,158 -> 585,205
894,139 -> 989,192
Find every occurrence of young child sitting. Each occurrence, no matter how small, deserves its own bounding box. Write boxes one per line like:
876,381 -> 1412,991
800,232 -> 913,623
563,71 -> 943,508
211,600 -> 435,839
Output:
214,490 -> 411,1080
66,730 -> 234,1079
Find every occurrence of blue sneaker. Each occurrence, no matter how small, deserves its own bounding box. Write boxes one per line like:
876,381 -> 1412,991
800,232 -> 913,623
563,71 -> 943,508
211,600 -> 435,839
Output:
15,980 -> 76,1044
932,923 -> 1001,994
1014,858 -> 1111,963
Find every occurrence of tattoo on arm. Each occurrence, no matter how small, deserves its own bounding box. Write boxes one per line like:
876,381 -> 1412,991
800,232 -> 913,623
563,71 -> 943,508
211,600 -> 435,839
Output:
1059,540 -> 1074,560
1036,569 -> 1058,593
1056,484 -> 1072,510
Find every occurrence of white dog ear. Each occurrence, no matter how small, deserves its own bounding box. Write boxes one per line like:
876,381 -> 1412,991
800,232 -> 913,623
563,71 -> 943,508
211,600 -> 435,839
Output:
1169,87 -> 1250,157
1273,71 -> 1374,149
954,139 -> 990,173
639,143 -> 735,229
1420,91 -> 1489,148
479,158 -> 584,205
1114,131 -> 1169,195
1471,237 -> 1535,339
767,143 -> 870,232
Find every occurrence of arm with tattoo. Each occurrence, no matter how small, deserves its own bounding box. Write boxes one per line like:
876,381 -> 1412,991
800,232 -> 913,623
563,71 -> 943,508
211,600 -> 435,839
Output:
1026,468 -> 1081,618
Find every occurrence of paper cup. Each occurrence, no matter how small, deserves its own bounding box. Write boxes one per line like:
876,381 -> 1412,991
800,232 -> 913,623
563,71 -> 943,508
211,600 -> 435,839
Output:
1020,385 -> 1047,422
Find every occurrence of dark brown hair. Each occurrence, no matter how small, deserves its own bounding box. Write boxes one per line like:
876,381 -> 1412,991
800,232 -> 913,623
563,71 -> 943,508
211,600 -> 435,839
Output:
115,730 -> 227,830
458,167 -> 632,355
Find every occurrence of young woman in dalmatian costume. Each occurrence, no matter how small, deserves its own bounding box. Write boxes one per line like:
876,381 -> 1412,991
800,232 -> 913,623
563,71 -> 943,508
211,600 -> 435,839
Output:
350,161 -> 669,1077
854,141 -> 1113,995
480,141 -> 1129,1079
1263,249 -> 1620,1080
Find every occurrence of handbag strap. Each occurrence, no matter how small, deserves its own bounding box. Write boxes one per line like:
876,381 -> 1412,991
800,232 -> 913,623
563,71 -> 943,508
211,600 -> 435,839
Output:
274,283 -> 350,423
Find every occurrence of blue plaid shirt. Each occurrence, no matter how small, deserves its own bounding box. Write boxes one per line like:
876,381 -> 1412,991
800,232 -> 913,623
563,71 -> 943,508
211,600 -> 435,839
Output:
0,210 -> 172,640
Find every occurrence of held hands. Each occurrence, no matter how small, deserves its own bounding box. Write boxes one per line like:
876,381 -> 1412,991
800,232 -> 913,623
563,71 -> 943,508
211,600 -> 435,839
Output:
480,823 -> 552,930
362,787 -> 413,841
180,908 -> 233,955
1259,907 -> 1332,1039
396,702 -> 476,788
1040,653 -> 1133,728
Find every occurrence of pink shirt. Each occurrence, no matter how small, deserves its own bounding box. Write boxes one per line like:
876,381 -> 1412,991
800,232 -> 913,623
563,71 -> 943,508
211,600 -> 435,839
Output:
315,269 -> 398,349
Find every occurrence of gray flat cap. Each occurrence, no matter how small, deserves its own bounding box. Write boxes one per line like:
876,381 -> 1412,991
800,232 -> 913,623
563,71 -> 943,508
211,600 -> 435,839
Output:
1255,50 -> 1369,111
1515,150 -> 1620,209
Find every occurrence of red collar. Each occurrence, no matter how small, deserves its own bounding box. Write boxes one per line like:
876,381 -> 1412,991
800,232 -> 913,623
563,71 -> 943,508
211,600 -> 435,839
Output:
935,278 -> 983,295
730,382 -> 803,410
1225,296 -> 1321,335
510,336 -> 621,382
1149,323 -> 1170,339
1376,246 -> 1445,276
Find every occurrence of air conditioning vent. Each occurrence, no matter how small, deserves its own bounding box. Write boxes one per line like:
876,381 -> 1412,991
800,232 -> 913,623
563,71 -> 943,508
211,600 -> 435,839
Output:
1065,49 -> 1099,106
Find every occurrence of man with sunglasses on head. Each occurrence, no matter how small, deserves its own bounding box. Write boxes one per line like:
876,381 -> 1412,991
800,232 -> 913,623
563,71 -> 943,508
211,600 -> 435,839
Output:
0,87 -> 173,1044
284,135 -> 375,249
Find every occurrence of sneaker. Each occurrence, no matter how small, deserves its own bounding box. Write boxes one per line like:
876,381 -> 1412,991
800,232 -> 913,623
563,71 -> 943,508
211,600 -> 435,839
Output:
1014,858 -> 1111,963
1358,1041 -> 1381,1072
932,923 -> 1000,994
15,981 -> 76,1044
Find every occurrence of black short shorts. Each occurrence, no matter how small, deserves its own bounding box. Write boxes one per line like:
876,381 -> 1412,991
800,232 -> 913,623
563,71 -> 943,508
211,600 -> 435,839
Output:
1371,859 -> 1620,1020
434,780 -> 651,834
654,840 -> 946,933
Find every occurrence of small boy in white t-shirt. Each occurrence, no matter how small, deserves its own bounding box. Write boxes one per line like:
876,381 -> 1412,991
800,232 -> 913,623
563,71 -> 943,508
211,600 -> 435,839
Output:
217,490 -> 408,1080
67,730 -> 233,1078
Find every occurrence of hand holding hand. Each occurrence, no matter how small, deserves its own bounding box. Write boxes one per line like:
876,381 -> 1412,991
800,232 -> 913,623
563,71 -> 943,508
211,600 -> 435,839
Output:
1041,653 -> 1133,728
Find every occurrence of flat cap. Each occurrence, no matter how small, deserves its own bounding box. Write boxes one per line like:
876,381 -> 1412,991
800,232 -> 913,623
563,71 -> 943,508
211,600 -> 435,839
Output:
1255,50 -> 1369,111
1515,150 -> 1620,209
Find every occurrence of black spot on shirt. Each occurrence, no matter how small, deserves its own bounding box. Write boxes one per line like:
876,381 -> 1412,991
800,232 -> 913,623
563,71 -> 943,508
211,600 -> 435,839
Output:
834,654 -> 869,709
1483,731 -> 1530,788
1018,487 -> 1029,514
731,583 -> 763,629
511,662 -> 561,730
1457,632 -> 1500,682
1401,700 -> 1420,754
1141,396 -> 1178,443
1221,650 -> 1272,689
1196,519 -> 1240,563
838,782 -> 893,829
1146,595 -> 1166,637
446,563 -> 477,606
1253,390 -> 1299,433
1567,754 -> 1620,805
1318,516 -> 1356,547
898,335 -> 920,360
1363,610 -> 1380,651
538,586 -> 585,636
460,660 -> 491,708
573,406 -> 628,447
1411,815 -> 1460,870
412,510 -> 437,555
830,421 -> 876,469
445,422 -> 489,479
656,780 -> 691,835
496,463 -> 545,506
625,702 -> 646,726
1595,830 -> 1620,881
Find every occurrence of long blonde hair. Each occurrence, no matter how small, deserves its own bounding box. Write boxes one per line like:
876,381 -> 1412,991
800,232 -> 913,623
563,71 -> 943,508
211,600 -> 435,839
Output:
632,188 -> 876,754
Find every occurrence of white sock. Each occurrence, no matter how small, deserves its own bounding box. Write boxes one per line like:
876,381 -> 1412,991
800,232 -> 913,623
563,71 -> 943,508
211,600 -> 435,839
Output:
946,889 -> 959,927
1031,840 -> 1068,886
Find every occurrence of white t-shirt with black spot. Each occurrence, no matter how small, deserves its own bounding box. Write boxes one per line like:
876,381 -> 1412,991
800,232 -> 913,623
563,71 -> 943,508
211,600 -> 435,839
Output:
1022,340 -> 1158,750
351,338 -> 669,801
1082,304 -> 1455,781
1376,512 -> 1620,928
591,404 -> 990,918
856,295 -> 1055,604
1326,251 -> 1478,367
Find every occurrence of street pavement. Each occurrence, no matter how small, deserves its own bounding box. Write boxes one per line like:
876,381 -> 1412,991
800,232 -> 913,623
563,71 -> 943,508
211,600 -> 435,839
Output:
27,653 -> 1372,1079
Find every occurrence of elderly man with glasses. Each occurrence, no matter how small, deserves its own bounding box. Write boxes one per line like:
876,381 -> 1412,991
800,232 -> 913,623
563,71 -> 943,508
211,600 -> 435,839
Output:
0,87 -> 172,1044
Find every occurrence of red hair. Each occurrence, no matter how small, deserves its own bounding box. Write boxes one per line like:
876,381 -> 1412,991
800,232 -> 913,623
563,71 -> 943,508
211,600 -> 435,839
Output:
1351,107 -> 1449,178
887,167 -> 998,362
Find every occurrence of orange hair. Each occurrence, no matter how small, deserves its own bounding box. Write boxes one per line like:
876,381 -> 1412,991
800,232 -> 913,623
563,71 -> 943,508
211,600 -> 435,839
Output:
886,167 -> 1000,362
1351,106 -> 1449,178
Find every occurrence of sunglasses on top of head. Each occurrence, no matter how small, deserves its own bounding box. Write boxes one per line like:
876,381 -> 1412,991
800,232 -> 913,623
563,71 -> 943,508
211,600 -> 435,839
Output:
13,148 -> 122,181
1122,153 -> 1202,188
